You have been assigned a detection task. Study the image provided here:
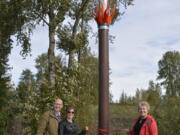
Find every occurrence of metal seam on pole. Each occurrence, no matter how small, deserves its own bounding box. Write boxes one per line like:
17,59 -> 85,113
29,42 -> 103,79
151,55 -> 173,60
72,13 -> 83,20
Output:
99,25 -> 109,30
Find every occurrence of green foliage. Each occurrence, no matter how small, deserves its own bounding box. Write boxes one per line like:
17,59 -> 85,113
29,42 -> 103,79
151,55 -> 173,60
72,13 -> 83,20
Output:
12,51 -> 98,134
0,2 -> 15,132
57,0 -> 134,68
110,104 -> 138,135
146,81 -> 161,106
0,82 -> 14,135
35,53 -> 49,84
117,51 -> 180,135
15,69 -> 37,134
119,91 -> 128,104
0,112 -> 8,135
0,0 -> 34,57
157,51 -> 180,97
56,51 -> 99,128
153,97 -> 180,135
1,0 -> 134,134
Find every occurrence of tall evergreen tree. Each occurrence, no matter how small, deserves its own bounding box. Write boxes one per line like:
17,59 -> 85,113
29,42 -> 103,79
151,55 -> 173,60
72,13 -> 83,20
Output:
0,1 -> 16,134
157,51 -> 180,97
147,80 -> 161,105
119,90 -> 128,104
15,69 -> 37,135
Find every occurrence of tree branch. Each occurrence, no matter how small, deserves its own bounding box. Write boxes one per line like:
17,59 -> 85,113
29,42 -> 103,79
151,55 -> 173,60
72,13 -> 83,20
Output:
32,10 -> 49,26
72,0 -> 90,36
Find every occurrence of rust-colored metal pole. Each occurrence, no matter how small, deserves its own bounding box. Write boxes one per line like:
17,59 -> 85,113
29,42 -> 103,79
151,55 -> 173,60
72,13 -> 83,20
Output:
94,0 -> 116,134
98,24 -> 109,135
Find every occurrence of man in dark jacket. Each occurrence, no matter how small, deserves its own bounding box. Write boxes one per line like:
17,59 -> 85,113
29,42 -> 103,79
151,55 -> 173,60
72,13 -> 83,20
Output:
36,98 -> 63,135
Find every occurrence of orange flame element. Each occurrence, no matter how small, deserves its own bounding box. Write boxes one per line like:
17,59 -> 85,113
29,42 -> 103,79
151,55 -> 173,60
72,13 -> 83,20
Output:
93,0 -> 116,24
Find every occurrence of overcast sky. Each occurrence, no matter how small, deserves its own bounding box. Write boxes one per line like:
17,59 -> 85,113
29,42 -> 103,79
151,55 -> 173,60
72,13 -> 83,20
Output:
9,0 -> 180,101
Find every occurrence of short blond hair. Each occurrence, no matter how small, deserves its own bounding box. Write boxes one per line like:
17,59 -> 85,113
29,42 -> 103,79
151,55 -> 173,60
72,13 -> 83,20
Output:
138,101 -> 150,112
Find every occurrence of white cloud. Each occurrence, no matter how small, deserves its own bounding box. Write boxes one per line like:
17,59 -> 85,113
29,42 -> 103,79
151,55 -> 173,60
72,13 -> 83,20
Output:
108,0 -> 180,101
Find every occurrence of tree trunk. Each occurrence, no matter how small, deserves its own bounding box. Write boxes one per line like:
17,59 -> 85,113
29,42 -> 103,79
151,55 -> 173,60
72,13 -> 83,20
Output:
68,19 -> 79,70
0,29 -> 2,46
68,50 -> 75,69
68,0 -> 90,70
48,25 -> 55,88
48,1 -> 56,88
78,18 -> 84,63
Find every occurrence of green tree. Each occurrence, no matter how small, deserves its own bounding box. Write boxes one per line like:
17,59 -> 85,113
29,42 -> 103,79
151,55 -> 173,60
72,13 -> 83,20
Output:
35,53 -> 49,85
109,91 -> 114,103
5,0 -> 71,88
153,97 -> 180,135
119,90 -> 128,104
0,1 -> 16,134
70,52 -> 99,129
157,51 -> 180,97
16,70 -> 36,102
1,0 -> 134,88
15,69 -> 37,134
13,51 -> 99,134
57,0 -> 134,70
0,0 -> 40,58
147,80 -> 161,106
140,89 -> 148,101
134,88 -> 141,104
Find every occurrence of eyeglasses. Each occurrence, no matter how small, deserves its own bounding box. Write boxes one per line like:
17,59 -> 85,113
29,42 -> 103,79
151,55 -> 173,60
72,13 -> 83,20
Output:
67,111 -> 74,114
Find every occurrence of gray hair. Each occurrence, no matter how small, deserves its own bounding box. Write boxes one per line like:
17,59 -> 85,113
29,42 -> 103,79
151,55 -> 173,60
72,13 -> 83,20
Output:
138,101 -> 150,112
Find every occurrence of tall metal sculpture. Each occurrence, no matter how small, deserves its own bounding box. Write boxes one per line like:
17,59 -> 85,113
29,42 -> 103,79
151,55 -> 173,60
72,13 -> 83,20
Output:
93,0 -> 116,134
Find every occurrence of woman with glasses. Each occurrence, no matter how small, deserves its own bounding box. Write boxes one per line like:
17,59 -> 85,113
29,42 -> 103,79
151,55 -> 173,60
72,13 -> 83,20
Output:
58,106 -> 88,135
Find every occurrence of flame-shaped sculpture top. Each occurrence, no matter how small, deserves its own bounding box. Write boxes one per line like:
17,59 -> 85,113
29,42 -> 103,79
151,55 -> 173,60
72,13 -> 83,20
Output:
94,0 -> 116,24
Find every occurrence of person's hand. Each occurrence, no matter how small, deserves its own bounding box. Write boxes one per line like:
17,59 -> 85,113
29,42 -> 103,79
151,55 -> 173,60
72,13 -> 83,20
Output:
85,126 -> 88,131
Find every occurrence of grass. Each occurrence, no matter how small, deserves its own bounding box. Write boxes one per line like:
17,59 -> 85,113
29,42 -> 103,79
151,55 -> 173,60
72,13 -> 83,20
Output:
110,103 -> 138,130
